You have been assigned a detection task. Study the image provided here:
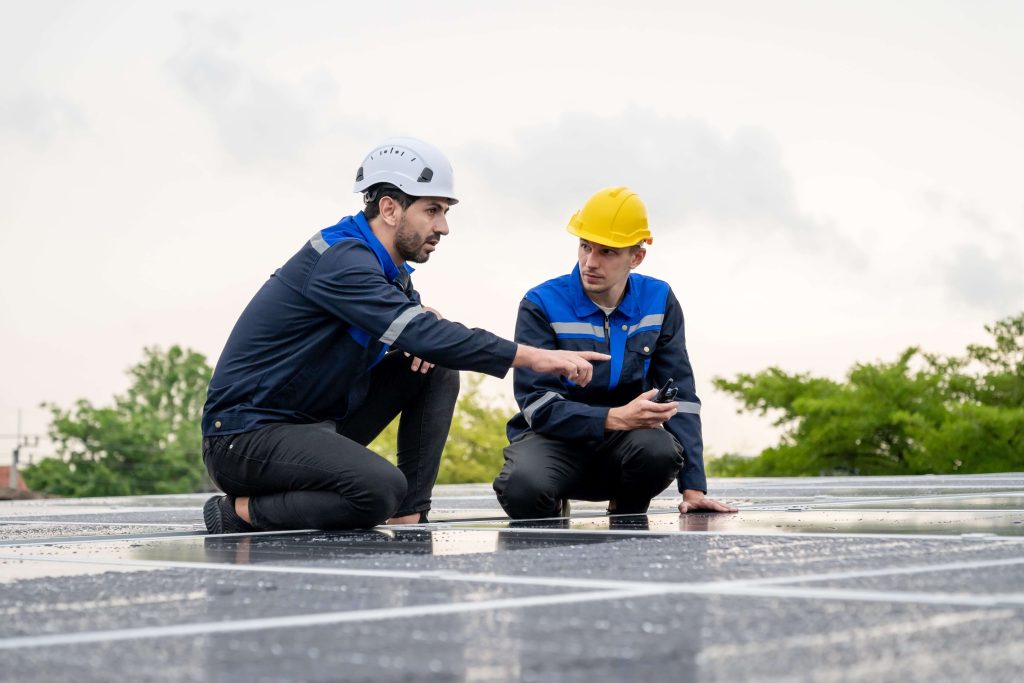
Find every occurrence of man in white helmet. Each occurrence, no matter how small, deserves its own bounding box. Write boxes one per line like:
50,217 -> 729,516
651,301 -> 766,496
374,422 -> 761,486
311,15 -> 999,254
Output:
494,187 -> 736,520
201,137 -> 608,534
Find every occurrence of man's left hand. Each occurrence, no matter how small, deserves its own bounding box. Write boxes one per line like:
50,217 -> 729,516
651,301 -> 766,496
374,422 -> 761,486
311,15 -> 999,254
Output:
403,353 -> 435,374
403,306 -> 444,374
678,489 -> 738,514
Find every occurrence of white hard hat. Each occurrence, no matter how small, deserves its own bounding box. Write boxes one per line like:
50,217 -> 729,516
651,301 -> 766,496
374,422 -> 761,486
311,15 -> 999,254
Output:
353,136 -> 458,205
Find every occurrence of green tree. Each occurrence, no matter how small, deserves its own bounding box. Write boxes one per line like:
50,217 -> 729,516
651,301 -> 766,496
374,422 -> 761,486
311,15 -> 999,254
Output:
711,311 -> 1024,477
370,373 -> 515,484
965,313 -> 1024,407
23,345 -> 212,496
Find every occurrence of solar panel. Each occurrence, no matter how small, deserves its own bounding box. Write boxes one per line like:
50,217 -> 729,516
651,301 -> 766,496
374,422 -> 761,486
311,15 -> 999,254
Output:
2,474 -> 1023,681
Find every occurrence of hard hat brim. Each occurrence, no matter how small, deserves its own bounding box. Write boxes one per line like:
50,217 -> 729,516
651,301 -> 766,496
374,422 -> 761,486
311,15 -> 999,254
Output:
567,223 -> 652,248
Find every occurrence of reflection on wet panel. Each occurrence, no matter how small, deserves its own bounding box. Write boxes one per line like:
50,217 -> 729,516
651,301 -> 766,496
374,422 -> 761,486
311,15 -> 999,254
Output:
624,510 -> 1024,536
457,509 -> 1024,537
817,494 -> 1024,511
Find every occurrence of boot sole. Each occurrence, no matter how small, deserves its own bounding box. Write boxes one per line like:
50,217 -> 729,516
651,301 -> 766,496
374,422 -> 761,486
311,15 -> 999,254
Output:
203,496 -> 224,534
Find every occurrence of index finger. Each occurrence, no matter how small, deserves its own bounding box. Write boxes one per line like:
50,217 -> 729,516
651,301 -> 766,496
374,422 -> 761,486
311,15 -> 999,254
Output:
577,352 -> 611,362
575,360 -> 594,387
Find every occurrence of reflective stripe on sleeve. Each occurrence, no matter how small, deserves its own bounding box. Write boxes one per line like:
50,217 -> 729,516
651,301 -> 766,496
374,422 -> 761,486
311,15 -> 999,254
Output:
310,232 -> 330,255
627,314 -> 664,335
380,305 -> 427,345
677,401 -> 701,415
523,391 -> 563,426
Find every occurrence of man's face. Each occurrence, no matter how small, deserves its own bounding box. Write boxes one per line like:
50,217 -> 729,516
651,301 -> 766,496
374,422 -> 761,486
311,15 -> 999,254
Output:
578,238 -> 643,298
394,197 -> 450,263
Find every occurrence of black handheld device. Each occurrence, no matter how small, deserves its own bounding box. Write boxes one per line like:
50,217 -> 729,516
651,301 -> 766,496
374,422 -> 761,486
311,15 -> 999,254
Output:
652,378 -> 678,403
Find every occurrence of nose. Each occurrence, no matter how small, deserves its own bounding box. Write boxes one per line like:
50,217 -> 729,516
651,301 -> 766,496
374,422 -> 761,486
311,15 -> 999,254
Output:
435,214 -> 450,236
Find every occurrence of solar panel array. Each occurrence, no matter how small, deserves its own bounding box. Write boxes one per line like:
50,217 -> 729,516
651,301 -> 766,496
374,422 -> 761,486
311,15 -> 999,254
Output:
2,473 -> 1023,682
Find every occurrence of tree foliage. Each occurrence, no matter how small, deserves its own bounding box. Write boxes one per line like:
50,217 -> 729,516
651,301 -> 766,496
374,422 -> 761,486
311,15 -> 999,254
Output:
26,347 -> 515,497
710,312 -> 1024,476
370,373 -> 514,484
23,346 -> 212,496
28,315 -> 1022,495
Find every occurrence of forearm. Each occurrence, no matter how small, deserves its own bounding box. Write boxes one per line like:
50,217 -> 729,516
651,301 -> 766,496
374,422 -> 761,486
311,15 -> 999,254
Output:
529,400 -> 609,442
395,317 -> 517,377
511,344 -> 537,369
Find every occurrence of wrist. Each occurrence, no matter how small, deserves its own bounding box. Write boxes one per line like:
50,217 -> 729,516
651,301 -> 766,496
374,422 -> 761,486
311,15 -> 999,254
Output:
605,407 -> 627,431
512,344 -> 535,368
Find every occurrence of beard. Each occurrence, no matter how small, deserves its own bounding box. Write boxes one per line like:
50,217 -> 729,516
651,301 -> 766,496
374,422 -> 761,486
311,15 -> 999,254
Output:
394,216 -> 437,264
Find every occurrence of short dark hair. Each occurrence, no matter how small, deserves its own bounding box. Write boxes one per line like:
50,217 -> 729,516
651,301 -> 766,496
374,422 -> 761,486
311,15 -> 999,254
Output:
362,183 -> 417,220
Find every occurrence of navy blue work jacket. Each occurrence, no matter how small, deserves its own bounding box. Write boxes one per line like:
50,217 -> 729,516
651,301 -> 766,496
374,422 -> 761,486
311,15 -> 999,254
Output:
506,265 -> 706,493
203,212 -> 517,437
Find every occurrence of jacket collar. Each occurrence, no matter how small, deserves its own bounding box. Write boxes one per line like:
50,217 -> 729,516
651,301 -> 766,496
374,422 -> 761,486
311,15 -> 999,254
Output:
351,212 -> 414,283
569,263 -> 640,319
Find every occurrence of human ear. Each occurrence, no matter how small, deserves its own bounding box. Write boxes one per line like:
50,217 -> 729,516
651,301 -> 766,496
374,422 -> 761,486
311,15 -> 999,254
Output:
379,196 -> 403,227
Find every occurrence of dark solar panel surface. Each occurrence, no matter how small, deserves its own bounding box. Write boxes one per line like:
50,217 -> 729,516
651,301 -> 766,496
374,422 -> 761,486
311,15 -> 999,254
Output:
1,474 -> 1022,682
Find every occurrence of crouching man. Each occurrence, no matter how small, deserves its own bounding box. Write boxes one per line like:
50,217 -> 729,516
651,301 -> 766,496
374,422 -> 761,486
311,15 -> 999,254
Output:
493,187 -> 737,518
201,137 -> 607,534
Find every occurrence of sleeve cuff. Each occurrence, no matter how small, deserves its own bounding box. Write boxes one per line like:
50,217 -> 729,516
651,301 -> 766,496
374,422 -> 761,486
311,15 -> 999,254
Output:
487,338 -> 519,379
585,406 -> 611,441
679,469 -> 707,494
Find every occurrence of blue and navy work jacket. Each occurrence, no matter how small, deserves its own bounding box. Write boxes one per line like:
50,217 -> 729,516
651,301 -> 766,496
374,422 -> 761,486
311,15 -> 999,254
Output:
202,212 -> 517,437
506,265 -> 706,492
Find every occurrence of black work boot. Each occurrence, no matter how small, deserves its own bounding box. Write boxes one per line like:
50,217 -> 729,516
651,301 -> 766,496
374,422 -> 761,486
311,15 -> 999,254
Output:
203,495 -> 255,534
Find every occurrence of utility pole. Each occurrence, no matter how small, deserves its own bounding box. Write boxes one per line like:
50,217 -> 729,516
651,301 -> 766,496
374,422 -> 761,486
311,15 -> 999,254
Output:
8,410 -> 39,489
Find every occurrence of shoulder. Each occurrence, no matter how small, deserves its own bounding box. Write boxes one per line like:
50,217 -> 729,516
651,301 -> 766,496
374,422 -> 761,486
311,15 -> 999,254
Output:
524,272 -> 575,308
628,273 -> 673,306
314,237 -> 380,271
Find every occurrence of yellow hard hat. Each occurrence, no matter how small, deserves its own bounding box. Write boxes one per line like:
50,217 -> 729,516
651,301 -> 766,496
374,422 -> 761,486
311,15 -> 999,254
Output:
566,186 -> 653,248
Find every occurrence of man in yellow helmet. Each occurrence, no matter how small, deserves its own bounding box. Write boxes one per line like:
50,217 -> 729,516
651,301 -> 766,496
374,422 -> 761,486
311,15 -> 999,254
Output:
494,187 -> 737,519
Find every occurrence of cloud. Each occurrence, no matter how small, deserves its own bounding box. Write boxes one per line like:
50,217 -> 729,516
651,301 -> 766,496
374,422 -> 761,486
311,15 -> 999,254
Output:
942,244 -> 1024,314
165,14 -> 322,164
0,92 -> 86,146
925,190 -> 1024,313
462,109 -> 861,262
923,189 -> 1003,238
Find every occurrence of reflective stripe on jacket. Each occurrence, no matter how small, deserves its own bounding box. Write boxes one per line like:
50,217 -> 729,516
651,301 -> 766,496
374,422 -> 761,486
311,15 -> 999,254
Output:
203,212 -> 517,436
506,264 -> 706,492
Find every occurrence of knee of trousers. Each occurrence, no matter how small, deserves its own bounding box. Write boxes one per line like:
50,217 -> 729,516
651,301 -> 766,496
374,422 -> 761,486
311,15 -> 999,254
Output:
623,429 -> 684,471
426,365 -> 460,399
338,467 -> 408,529
494,466 -> 558,520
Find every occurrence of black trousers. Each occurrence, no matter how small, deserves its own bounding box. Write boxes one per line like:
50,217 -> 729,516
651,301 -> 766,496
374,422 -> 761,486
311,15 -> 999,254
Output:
202,352 -> 460,530
493,429 -> 683,519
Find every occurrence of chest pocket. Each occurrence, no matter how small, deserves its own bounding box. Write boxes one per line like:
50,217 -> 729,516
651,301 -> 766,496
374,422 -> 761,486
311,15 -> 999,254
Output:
624,330 -> 658,385
556,336 -> 604,353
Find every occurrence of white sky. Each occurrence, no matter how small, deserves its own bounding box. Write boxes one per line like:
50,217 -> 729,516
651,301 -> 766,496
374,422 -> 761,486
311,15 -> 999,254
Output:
2,1 -> 1023,461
